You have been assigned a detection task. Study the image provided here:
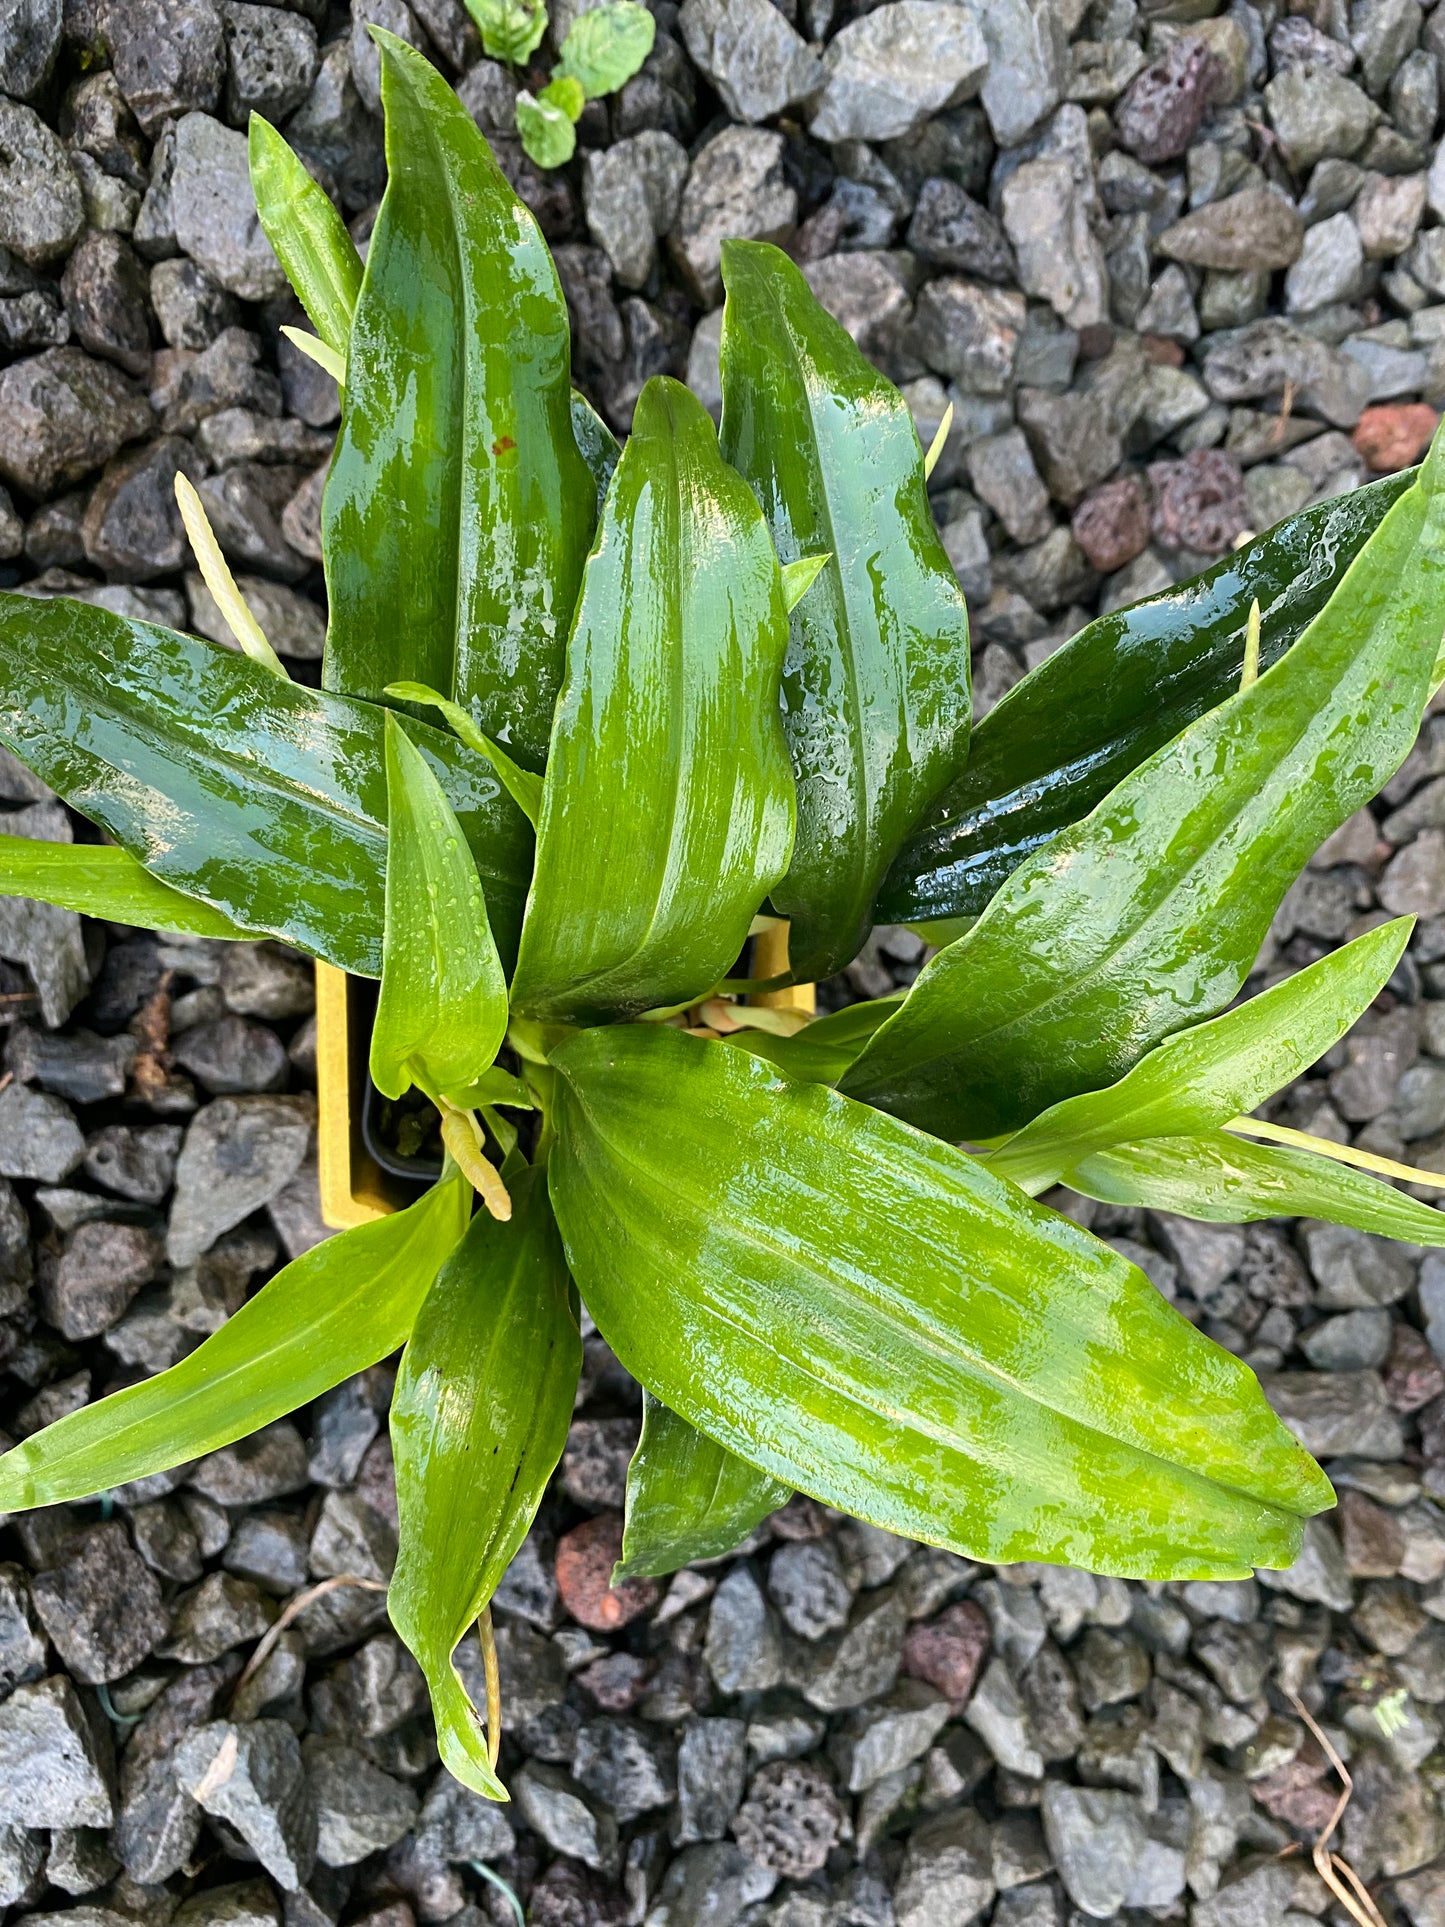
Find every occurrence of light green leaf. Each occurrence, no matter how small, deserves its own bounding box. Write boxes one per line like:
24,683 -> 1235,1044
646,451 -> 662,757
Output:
845,426 -> 1445,1140
0,838 -> 260,941
549,1024 -> 1330,1581
541,74 -> 586,121
446,1066 -> 535,1111
991,919 -> 1413,1195
556,1 -> 656,97
779,553 -> 831,614
617,1392 -> 791,1580
0,1173 -> 470,1509
511,377 -> 795,1023
390,1166 -> 580,1800
248,115 -> 362,357
385,682 -> 543,828
464,0 -> 548,62
515,91 -> 577,170
371,714 -> 508,1107
1065,1129 -> 1445,1245
723,993 -> 903,1084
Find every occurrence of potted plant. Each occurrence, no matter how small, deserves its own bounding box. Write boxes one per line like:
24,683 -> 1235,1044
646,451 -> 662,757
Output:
0,30 -> 1443,1804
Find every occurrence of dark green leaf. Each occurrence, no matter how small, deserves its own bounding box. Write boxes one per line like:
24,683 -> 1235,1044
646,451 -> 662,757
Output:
0,593 -> 532,976
724,993 -> 902,1083
1065,1129 -> 1445,1245
844,438 -> 1445,1140
571,391 -> 621,510
556,1 -> 656,97
990,919 -> 1412,1196
324,32 -> 595,770
0,1173 -> 470,1509
880,471 -> 1415,925
371,714 -> 508,1105
549,1025 -> 1330,1580
511,377 -> 795,1022
718,240 -> 972,981
516,91 -> 577,169
617,1391 -> 790,1580
0,838 -> 259,941
390,1166 -> 580,1799
248,115 -> 362,357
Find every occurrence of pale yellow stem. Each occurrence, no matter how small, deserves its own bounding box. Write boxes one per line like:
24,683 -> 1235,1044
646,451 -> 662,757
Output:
440,1104 -> 512,1219
174,475 -> 288,678
1240,596 -> 1261,691
923,401 -> 954,480
1223,1115 -> 1445,1192
477,1606 -> 501,1770
280,325 -> 346,387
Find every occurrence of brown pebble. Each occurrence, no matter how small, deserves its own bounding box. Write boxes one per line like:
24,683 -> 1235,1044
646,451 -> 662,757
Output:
1071,473 -> 1152,575
902,1598 -> 990,1705
554,1511 -> 658,1632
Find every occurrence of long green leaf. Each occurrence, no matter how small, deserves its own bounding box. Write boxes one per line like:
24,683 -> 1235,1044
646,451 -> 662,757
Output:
511,378 -> 795,1023
571,391 -> 621,510
390,1167 -> 580,1801
248,115 -> 363,358
323,32 -> 595,770
0,594 -> 532,975
616,1392 -> 791,1580
879,470 -> 1416,925
548,1025 -> 1330,1581
718,240 -> 972,981
1066,1130 -> 1445,1244
0,1173 -> 470,1509
991,920 -> 1412,1195
0,838 -> 259,941
845,431 -> 1445,1140
371,715 -> 508,1106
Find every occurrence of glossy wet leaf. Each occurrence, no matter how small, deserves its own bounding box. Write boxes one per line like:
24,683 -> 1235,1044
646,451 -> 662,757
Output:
386,682 -> 543,827
724,993 -> 903,1084
991,919 -> 1412,1196
390,1166 -> 580,1800
571,391 -> 621,508
1066,1130 -> 1445,1246
719,240 -> 972,981
880,471 -> 1415,925
324,31 -> 595,769
0,1173 -> 470,1509
617,1392 -> 791,1580
511,377 -> 795,1022
845,438 -> 1445,1140
516,92 -> 576,170
556,1 -> 656,96
371,714 -> 508,1106
0,838 -> 259,941
0,593 -> 532,976
248,115 -> 362,357
465,0 -> 547,62
549,1024 -> 1329,1579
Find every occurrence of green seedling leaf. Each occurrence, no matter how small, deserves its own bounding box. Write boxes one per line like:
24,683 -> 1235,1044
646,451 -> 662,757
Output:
248,115 -> 363,357
617,1392 -> 790,1580
1065,1129 -> 1445,1245
280,326 -> 346,386
846,433 -> 1445,1140
326,32 -> 595,770
445,1066 -> 535,1111
0,839 -> 260,941
371,713 -> 509,1107
0,1173 -> 470,1509
555,0 -> 656,97
0,593 -> 532,976
463,0 -> 548,62
880,470 -> 1415,925
511,377 -> 795,1023
385,682 -> 543,827
549,1024 -> 1331,1580
723,993 -> 903,1084
541,74 -> 585,120
990,919 -> 1412,1196
391,1167 -> 580,1800
720,240 -> 972,982
571,390 -> 620,509
779,553 -> 830,613
515,90 -> 577,170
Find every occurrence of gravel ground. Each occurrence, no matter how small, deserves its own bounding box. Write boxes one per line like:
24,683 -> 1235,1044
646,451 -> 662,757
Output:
4,2 -> 1445,1925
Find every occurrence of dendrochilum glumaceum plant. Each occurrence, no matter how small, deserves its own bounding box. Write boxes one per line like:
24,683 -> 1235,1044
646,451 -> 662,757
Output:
4,31 -> 1445,1801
